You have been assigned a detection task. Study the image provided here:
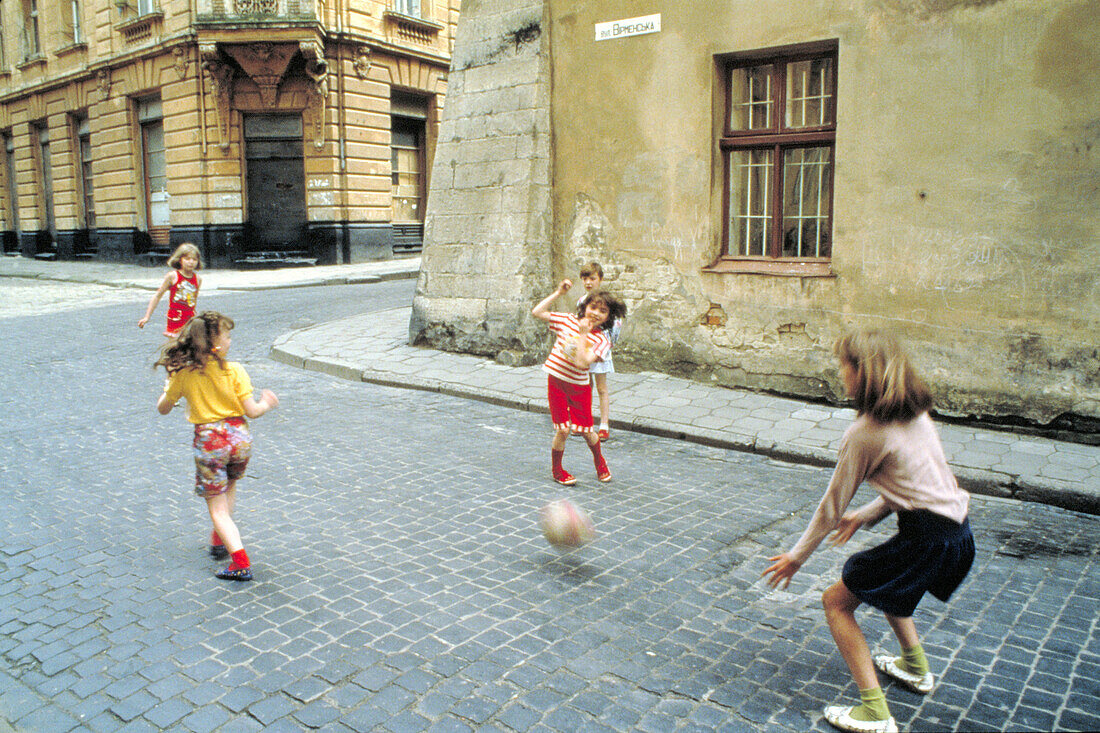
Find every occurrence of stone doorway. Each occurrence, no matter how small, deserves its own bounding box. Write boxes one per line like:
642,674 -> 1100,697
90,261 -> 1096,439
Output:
243,114 -> 308,260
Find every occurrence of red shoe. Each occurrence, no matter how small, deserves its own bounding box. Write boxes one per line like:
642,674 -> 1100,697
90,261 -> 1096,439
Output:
595,459 -> 612,483
597,429 -> 610,441
553,469 -> 577,486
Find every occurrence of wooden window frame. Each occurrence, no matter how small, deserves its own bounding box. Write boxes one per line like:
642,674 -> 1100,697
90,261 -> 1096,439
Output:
23,0 -> 41,60
2,131 -> 18,233
390,114 -> 426,225
710,40 -> 838,277
0,1 -> 7,69
393,0 -> 425,19
71,112 -> 93,229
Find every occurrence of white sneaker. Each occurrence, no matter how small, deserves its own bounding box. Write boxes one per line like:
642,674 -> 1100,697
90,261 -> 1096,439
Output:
824,705 -> 899,733
874,653 -> 935,694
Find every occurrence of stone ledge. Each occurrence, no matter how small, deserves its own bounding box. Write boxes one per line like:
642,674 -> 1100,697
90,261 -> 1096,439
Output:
302,357 -> 364,382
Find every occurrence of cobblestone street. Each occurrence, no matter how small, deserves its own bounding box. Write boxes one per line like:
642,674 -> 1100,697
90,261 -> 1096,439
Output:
1,279 -> 1098,732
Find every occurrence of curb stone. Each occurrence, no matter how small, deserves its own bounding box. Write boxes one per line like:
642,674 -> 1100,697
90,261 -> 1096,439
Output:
270,324 -> 1100,516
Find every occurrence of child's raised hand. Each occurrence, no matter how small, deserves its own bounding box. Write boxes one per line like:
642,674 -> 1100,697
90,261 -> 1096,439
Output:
762,553 -> 801,590
558,279 -> 572,293
576,316 -> 593,335
261,389 -> 279,410
828,512 -> 863,546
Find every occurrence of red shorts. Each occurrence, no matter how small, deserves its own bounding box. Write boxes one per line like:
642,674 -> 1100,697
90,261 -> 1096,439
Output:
547,375 -> 594,433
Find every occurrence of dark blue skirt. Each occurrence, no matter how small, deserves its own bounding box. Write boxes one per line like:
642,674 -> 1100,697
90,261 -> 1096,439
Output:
842,510 -> 974,618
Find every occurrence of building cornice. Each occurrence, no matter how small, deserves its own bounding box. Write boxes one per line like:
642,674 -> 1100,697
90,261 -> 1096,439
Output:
0,26 -> 450,107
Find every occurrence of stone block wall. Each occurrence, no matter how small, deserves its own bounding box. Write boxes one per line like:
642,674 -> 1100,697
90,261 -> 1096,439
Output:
409,0 -> 553,363
410,0 -> 1100,438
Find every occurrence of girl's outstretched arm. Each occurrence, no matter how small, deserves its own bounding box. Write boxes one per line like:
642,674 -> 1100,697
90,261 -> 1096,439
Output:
532,279 -> 572,322
828,512 -> 865,546
242,389 -> 279,418
139,272 -> 175,328
762,553 -> 802,590
158,375 -> 180,414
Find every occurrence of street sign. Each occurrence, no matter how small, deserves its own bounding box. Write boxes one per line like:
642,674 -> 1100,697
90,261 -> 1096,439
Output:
595,13 -> 661,42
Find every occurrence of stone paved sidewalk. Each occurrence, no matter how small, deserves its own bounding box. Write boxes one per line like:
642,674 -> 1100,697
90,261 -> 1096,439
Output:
0,255 -> 421,292
272,307 -> 1100,516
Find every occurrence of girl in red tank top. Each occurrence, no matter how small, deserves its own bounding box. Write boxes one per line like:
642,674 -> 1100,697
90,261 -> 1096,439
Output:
138,243 -> 203,338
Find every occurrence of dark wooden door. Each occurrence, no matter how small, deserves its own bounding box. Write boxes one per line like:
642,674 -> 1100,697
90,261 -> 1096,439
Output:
244,115 -> 306,252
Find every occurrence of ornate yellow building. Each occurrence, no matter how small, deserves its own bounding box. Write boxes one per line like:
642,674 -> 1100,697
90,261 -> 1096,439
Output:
0,0 -> 457,265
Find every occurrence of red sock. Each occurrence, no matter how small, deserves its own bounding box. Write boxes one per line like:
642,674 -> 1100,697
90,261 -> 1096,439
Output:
587,439 -> 604,460
588,438 -> 609,471
552,448 -> 565,473
228,548 -> 250,570
210,530 -> 223,546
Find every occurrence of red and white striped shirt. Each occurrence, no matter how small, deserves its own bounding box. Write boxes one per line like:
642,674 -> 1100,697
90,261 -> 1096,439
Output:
542,312 -> 611,385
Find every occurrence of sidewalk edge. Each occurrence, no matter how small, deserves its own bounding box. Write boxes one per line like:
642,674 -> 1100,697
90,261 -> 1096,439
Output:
270,342 -> 1100,516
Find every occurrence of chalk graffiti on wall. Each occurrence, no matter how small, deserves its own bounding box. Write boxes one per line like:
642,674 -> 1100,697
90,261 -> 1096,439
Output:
614,154 -> 711,267
893,227 -> 1061,302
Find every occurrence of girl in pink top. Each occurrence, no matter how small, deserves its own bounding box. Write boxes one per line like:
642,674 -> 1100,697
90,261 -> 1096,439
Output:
763,330 -> 974,733
532,279 -> 626,486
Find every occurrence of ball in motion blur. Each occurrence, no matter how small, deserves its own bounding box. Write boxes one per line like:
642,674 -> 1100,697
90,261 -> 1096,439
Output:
540,499 -> 595,548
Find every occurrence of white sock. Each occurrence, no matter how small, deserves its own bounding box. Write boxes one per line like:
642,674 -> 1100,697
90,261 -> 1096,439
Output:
600,423 -> 609,430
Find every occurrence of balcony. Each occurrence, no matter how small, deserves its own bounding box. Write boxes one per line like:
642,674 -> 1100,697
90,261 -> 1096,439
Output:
383,11 -> 444,47
195,0 -> 317,25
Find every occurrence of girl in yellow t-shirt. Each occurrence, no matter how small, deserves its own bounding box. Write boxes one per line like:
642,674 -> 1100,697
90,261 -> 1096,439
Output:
156,311 -> 278,582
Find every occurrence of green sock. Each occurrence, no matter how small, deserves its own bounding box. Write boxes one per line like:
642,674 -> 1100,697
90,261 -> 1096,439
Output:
900,643 -> 929,675
849,686 -> 891,722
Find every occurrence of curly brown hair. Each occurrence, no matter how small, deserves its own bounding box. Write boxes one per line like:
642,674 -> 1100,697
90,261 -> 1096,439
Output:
155,311 -> 234,375
576,290 -> 626,332
834,329 -> 932,422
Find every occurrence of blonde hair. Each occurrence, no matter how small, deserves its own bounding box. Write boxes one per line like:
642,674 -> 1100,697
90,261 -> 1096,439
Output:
167,242 -> 202,270
834,329 -> 932,422
155,311 -> 233,375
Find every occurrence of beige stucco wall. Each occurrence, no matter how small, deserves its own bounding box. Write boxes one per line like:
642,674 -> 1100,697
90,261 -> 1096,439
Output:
545,0 -> 1099,428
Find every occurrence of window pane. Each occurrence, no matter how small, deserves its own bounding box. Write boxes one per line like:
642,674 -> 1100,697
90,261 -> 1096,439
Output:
728,64 -> 773,131
785,57 -> 834,129
782,147 -> 831,257
728,148 -> 772,256
80,133 -> 94,228
395,0 -> 421,17
143,121 -> 169,227
391,146 -> 421,221
4,133 -> 18,232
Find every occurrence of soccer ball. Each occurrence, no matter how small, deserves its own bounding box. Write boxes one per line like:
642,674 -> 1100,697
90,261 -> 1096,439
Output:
540,499 -> 595,548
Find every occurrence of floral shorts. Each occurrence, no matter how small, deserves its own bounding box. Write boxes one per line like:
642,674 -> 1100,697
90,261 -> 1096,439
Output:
192,416 -> 252,498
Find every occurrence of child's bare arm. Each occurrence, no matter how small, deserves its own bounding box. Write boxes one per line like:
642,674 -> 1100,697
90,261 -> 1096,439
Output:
156,392 -> 175,414
573,318 -> 600,368
532,279 -> 572,322
762,553 -> 802,590
138,272 -> 175,328
242,389 -> 279,418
